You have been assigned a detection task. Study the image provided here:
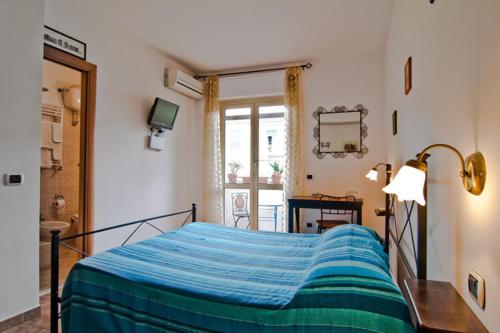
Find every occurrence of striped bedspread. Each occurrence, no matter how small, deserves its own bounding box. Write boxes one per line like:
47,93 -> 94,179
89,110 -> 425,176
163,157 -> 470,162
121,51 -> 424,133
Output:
61,222 -> 414,333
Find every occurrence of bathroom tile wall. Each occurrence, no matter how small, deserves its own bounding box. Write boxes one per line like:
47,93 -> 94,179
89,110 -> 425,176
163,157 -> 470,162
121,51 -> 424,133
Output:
40,60 -> 81,236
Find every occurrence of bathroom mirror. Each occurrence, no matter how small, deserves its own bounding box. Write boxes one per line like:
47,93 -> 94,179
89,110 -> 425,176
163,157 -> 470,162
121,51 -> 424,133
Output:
313,104 -> 368,159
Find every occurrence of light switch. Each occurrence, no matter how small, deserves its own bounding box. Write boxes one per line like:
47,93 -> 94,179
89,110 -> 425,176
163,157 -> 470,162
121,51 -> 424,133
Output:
468,269 -> 485,309
4,174 -> 24,186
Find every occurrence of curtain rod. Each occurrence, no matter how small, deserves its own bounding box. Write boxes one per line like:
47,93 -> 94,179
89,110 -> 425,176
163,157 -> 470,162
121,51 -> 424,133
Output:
194,62 -> 312,80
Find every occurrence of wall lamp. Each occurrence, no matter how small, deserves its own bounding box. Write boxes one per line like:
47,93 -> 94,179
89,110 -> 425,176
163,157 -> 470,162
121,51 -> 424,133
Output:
366,163 -> 392,253
366,163 -> 392,182
383,144 -> 487,206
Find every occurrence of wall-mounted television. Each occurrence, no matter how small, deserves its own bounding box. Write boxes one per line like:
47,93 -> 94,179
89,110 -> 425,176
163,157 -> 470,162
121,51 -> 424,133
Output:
147,97 -> 179,130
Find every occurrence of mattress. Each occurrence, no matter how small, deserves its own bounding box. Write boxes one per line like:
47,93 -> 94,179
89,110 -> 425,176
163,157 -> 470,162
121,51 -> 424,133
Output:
61,222 -> 414,332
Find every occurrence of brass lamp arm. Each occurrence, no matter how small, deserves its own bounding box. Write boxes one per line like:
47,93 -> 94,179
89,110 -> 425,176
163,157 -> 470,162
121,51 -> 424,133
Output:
417,144 -> 467,177
372,162 -> 392,173
373,162 -> 389,168
414,143 -> 486,195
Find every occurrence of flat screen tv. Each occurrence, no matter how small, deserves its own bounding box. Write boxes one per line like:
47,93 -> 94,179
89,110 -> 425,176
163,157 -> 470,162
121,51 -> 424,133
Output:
147,97 -> 179,130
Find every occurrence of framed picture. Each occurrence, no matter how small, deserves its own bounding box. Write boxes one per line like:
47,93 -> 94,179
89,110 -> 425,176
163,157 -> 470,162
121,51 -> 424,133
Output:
43,26 -> 86,60
404,57 -> 412,95
392,110 -> 398,135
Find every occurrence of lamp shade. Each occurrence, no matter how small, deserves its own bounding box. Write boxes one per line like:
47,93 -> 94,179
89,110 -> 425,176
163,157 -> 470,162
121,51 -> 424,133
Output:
366,169 -> 378,181
383,161 -> 427,206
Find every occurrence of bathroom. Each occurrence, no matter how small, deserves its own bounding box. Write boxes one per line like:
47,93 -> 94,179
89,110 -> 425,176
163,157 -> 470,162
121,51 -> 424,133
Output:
39,59 -> 82,292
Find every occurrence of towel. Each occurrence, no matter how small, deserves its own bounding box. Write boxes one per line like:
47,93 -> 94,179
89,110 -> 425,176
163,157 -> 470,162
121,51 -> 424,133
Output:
52,143 -> 62,161
40,121 -> 53,148
52,122 -> 63,143
41,148 -> 52,168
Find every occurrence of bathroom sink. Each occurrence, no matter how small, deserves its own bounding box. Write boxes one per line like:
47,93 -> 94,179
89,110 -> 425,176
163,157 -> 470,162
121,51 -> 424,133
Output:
40,221 -> 70,241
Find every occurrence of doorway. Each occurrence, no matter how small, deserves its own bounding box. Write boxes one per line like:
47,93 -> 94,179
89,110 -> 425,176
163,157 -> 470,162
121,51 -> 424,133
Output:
221,96 -> 286,232
39,46 -> 96,292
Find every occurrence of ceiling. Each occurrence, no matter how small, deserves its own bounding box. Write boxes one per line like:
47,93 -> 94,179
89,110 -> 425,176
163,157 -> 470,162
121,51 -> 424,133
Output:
81,0 -> 393,73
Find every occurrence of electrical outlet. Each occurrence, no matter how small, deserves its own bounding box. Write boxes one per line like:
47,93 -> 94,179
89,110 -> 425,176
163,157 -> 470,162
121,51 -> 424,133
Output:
306,222 -> 313,228
307,174 -> 313,180
468,269 -> 485,309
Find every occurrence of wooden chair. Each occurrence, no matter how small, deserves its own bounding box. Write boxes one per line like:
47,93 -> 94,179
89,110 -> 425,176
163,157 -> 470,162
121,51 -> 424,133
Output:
316,194 -> 356,233
231,192 -> 250,229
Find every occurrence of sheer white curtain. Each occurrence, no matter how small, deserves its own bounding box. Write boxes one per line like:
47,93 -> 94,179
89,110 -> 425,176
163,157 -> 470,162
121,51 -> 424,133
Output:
201,76 -> 224,223
283,67 -> 306,232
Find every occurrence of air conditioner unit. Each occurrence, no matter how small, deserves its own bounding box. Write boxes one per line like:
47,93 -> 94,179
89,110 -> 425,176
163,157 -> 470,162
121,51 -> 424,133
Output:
164,68 -> 204,99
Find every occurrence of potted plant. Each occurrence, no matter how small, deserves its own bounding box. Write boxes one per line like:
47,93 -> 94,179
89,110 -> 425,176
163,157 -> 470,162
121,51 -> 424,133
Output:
227,161 -> 242,183
269,161 -> 284,184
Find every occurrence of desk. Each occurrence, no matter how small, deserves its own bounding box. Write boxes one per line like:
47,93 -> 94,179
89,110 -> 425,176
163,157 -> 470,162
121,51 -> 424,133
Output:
287,196 -> 363,233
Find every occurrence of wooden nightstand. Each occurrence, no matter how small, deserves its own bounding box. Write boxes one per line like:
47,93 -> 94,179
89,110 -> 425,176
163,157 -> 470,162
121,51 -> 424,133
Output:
404,279 -> 488,332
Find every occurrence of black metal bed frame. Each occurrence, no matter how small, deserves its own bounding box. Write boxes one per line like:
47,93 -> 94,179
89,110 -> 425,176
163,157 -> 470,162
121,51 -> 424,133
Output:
387,195 -> 427,280
48,192 -> 428,333
388,156 -> 429,284
49,203 -> 197,333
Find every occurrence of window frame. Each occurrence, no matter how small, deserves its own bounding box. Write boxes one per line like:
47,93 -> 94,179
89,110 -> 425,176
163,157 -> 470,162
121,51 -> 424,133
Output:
220,96 -> 285,229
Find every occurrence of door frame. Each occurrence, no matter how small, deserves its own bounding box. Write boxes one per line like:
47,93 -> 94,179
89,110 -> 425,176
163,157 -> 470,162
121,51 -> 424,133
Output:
43,45 -> 96,254
220,96 -> 284,230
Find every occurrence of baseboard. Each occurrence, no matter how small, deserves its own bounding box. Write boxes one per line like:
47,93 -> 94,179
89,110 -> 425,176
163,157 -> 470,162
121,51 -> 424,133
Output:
0,306 -> 41,332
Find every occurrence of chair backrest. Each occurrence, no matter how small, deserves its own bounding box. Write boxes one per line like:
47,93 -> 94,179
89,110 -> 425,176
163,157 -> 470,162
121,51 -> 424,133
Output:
231,192 -> 249,214
319,194 -> 356,222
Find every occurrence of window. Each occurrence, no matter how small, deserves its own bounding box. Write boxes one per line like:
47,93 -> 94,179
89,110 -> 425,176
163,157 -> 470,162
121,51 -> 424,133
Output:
221,97 -> 286,231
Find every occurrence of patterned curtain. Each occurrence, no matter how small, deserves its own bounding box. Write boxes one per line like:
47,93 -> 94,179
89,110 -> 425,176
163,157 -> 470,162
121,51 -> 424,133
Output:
283,67 -> 306,232
201,76 -> 224,223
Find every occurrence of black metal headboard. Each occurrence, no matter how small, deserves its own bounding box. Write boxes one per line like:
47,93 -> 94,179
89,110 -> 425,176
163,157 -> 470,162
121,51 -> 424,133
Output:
388,160 -> 428,287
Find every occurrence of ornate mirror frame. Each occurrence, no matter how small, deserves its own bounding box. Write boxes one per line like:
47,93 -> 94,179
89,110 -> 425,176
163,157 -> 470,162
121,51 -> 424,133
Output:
312,104 -> 368,159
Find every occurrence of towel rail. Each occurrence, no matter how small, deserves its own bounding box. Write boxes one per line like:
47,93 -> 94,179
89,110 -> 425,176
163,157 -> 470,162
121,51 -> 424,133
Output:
41,103 -> 63,121
41,104 -> 63,170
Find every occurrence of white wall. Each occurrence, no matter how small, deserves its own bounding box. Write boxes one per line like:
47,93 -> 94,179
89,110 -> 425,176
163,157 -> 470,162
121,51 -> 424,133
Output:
303,55 -> 387,234
0,0 -> 45,321
44,0 -> 203,253
385,0 -> 500,330
220,54 -> 387,235
219,72 -> 283,100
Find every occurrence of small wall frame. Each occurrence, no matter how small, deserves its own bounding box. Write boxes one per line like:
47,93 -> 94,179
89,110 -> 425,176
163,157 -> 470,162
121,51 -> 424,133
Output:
404,57 -> 412,95
312,104 -> 368,159
392,110 -> 398,136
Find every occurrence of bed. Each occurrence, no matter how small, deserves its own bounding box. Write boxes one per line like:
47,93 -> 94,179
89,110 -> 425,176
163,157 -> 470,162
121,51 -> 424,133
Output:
59,222 -> 414,333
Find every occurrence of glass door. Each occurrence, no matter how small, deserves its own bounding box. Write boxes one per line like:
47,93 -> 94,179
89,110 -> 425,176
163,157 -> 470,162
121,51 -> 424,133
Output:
222,105 -> 252,229
256,104 -> 285,231
221,97 -> 285,231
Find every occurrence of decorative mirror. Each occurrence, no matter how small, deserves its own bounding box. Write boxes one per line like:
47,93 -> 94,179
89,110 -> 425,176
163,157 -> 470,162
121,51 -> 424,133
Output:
313,104 -> 368,159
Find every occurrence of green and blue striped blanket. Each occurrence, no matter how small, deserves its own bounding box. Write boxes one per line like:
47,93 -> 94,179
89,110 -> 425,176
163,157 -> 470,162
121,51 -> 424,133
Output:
61,222 -> 414,332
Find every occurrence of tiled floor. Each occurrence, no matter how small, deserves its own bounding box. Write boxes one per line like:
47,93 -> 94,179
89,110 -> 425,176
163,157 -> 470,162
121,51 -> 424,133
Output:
39,246 -> 78,292
5,246 -> 78,333
3,294 -> 52,333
